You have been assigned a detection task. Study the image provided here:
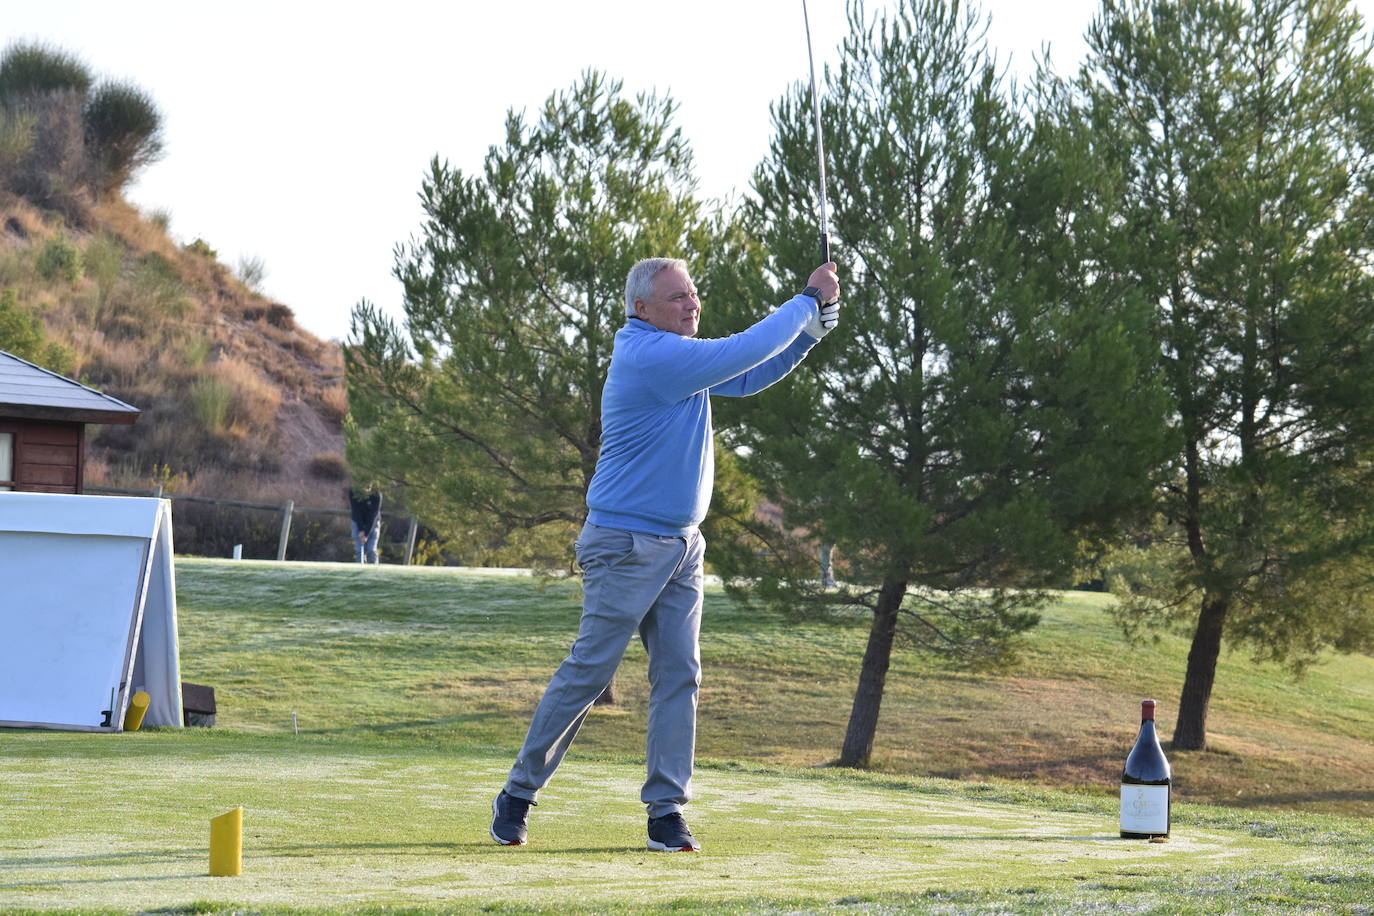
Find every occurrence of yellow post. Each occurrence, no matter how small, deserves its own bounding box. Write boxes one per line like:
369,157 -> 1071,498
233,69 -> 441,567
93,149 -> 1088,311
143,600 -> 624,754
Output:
123,691 -> 150,731
209,806 -> 243,876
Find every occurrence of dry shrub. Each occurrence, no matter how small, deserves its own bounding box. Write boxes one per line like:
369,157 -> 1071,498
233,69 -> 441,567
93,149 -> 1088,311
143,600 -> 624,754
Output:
257,343 -> 317,395
95,250 -> 193,337
5,89 -> 93,222
180,333 -> 210,368
83,451 -> 113,488
35,232 -> 80,282
1,195 -> 46,239
318,342 -> 343,371
188,465 -> 347,510
189,375 -> 231,435
212,354 -> 282,436
152,338 -> 187,374
87,197 -> 178,261
308,451 -> 347,481
84,80 -> 164,195
0,247 -> 25,287
82,230 -> 122,312
318,383 -> 348,424
244,313 -> 323,376
58,329 -> 90,377
129,252 -> 189,316
172,241 -> 233,297
241,301 -> 295,330
84,333 -> 147,390
266,303 -> 294,329
100,310 -> 145,341
0,109 -> 35,194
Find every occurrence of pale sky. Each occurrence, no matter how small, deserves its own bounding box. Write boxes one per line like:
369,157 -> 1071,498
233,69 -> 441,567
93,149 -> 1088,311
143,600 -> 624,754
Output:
7,1 -> 1367,342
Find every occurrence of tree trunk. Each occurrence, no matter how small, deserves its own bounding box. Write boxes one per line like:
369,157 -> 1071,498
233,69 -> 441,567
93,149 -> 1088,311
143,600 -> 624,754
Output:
839,575 -> 906,767
1172,593 -> 1229,750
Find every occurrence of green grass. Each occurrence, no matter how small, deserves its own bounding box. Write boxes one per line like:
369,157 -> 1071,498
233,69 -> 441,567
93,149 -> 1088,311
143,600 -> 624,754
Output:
3,731 -> 1372,915
2,558 -> 1372,914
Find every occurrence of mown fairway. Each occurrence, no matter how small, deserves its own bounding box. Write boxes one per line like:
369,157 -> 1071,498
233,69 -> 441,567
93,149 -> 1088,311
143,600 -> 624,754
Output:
1,559 -> 1371,914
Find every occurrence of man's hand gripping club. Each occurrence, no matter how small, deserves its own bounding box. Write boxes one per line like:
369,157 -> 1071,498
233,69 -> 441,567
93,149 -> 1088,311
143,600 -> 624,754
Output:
802,261 -> 841,339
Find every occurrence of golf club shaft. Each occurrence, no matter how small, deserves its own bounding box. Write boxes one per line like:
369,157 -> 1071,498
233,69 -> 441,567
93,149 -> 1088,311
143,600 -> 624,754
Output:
801,0 -> 831,265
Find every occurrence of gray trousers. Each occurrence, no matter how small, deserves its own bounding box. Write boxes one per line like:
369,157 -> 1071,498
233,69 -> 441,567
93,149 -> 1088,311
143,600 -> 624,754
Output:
504,522 -> 705,817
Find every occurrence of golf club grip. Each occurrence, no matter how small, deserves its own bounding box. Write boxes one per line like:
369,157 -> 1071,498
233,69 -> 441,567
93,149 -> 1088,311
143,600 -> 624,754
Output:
820,232 -> 830,266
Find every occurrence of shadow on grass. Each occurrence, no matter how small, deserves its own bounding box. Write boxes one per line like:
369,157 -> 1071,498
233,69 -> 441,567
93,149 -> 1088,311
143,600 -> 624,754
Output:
0,848 -> 197,870
0,874 -> 197,889
453,844 -> 647,855
891,834 -> 1137,843
303,714 -> 513,737
1225,789 -> 1374,806
255,841 -> 641,856
0,840 -> 647,878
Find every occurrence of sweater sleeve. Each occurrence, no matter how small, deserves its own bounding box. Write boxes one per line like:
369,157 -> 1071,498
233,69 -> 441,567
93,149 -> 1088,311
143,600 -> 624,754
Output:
709,332 -> 817,397
637,296 -> 815,403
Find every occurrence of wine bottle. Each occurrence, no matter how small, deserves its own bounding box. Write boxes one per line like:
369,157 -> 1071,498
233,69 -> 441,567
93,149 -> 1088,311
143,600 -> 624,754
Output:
1119,698 -> 1171,839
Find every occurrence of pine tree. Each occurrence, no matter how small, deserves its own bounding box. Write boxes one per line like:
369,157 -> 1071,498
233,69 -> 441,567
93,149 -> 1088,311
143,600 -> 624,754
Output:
346,71 -> 711,567
1078,0 -> 1374,749
708,0 -> 1170,766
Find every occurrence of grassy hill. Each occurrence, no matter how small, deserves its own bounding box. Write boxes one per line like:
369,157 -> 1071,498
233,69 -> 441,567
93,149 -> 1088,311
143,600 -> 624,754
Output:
0,190 -> 351,555
166,560 -> 1374,820
3,559 -> 1371,913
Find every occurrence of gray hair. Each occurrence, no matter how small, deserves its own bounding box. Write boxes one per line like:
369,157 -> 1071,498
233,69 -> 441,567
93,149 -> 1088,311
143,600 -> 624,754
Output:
624,257 -> 687,318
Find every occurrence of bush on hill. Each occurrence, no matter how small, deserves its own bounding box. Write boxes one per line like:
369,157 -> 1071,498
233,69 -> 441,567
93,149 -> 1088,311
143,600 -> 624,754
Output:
0,285 -> 73,374
82,80 -> 163,194
0,40 -> 162,218
0,41 -> 92,97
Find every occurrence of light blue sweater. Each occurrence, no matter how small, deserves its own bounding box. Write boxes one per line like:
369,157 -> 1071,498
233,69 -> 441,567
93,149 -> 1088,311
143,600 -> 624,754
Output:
585,294 -> 820,536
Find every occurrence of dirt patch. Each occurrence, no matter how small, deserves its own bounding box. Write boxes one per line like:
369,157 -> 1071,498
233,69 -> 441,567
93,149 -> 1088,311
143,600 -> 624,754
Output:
276,396 -> 346,492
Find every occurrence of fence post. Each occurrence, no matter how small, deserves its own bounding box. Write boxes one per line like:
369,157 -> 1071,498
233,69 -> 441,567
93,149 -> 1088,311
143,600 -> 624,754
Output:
277,500 -> 294,561
404,515 -> 419,565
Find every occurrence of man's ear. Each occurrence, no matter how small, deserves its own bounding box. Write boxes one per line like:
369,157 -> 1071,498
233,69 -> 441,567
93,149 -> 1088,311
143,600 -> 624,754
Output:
632,300 -> 645,319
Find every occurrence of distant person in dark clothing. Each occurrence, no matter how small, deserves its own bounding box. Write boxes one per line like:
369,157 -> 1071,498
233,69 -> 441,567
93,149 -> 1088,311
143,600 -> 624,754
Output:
347,486 -> 382,564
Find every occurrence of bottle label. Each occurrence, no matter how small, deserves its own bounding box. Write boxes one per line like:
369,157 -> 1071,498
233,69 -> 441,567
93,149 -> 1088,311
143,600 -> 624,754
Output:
1120,784 -> 1169,833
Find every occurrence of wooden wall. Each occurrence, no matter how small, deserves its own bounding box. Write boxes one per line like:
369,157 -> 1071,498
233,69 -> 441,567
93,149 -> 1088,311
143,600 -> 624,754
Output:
0,420 -> 84,493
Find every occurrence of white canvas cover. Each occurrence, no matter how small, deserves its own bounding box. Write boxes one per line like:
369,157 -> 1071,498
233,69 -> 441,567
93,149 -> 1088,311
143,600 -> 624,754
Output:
0,492 -> 182,731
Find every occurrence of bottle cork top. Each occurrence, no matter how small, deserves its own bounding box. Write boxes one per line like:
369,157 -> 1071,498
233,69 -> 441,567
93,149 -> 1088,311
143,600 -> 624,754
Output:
1141,699 -> 1157,720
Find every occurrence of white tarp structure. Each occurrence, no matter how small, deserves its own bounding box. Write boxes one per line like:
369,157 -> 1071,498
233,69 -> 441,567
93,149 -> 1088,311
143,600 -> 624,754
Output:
0,491 -> 182,731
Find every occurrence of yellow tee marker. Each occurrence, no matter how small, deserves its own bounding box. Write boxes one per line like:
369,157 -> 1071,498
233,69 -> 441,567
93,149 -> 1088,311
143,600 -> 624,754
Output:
209,806 -> 243,876
123,691 -> 150,731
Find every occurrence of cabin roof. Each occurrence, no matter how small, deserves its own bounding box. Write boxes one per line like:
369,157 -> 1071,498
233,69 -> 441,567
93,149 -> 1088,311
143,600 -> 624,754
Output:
0,350 -> 140,424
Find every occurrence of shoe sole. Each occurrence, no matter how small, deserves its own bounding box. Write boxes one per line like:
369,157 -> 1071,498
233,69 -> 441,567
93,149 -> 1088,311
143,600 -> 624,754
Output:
647,839 -> 700,852
490,794 -> 526,846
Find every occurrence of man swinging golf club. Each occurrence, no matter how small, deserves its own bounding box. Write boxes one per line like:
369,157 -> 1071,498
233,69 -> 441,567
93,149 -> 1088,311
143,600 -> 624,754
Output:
490,257 -> 841,851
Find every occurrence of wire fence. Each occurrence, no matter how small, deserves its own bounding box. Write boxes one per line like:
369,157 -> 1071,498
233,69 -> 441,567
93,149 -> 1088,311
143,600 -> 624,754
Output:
86,486 -> 420,564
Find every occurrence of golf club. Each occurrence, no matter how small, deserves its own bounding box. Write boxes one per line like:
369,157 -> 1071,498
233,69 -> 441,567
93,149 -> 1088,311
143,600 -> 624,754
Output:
801,0 -> 831,265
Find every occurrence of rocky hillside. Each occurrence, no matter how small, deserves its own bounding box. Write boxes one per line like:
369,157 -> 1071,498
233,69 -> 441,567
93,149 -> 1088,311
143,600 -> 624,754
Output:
0,190 -> 356,557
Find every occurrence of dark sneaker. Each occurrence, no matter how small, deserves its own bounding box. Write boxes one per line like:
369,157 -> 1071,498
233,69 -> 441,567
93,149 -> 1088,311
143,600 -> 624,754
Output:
647,812 -> 700,852
490,790 -> 533,846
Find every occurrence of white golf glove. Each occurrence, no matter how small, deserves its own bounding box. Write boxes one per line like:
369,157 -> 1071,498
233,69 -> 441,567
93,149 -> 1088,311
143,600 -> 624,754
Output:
802,290 -> 841,339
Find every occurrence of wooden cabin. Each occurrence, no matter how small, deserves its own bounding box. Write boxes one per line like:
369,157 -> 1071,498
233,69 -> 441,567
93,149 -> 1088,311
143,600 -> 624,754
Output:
0,350 -> 139,493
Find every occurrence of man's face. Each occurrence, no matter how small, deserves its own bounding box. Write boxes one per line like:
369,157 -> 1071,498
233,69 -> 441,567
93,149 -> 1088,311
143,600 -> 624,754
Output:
636,265 -> 700,337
